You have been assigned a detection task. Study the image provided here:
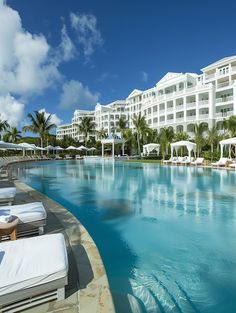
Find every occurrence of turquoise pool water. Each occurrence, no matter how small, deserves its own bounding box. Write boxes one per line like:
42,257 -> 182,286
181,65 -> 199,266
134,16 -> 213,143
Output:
14,160 -> 236,313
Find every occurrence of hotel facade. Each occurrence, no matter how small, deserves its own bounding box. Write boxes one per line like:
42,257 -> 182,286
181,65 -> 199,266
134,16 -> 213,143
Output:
56,56 -> 236,141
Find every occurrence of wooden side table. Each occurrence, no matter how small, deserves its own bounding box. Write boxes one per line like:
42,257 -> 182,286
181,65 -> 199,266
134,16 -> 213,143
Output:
0,216 -> 19,241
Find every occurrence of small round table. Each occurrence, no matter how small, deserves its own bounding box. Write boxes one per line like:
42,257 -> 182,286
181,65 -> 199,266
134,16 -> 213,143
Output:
0,216 -> 19,241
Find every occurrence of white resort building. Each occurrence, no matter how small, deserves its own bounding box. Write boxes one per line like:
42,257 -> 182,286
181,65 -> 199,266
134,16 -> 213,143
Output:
56,56 -> 236,141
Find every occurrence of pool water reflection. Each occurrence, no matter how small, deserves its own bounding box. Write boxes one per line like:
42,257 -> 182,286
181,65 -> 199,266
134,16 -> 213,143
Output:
13,160 -> 236,313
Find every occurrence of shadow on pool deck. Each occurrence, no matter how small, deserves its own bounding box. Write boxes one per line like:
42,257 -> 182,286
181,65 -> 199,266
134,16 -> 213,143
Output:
13,180 -> 115,313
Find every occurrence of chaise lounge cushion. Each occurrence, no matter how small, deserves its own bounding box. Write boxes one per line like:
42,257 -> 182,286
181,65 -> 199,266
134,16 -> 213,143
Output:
0,233 -> 68,296
0,187 -> 16,199
0,202 -> 47,224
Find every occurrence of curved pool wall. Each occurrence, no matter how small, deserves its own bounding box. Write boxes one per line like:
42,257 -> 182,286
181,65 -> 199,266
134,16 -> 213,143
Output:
12,160 -> 236,313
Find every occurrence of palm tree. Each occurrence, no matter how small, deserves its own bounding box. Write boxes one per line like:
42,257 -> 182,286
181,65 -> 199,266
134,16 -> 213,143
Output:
23,111 -> 56,147
224,116 -> 236,136
77,116 -> 95,147
207,126 -> 219,158
194,122 -> 208,157
159,127 -> 175,159
174,131 -> 189,142
96,127 -> 107,140
6,127 -> 22,143
132,113 -> 150,155
117,116 -> 128,137
0,118 -> 10,140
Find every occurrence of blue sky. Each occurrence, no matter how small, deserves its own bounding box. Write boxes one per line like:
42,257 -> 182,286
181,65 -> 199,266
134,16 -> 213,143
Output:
1,0 -> 236,129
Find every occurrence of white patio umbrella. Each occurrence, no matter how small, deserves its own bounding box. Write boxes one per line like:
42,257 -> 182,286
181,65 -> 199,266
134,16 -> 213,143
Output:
89,147 -> 96,151
0,141 -> 19,149
66,145 -> 77,150
18,142 -> 37,156
77,145 -> 88,151
55,146 -> 64,151
44,145 -> 56,150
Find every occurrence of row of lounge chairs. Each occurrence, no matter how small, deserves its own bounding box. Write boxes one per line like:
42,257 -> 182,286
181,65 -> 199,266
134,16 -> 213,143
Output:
163,156 -> 205,166
163,156 -> 236,169
0,168 -> 69,312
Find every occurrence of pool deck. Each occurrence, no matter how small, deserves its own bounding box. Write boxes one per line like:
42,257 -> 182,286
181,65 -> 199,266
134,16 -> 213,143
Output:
12,179 -> 115,313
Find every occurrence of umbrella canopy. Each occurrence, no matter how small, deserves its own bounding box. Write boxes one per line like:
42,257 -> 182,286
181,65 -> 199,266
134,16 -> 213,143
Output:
18,142 -> 36,150
66,145 -> 78,150
55,146 -> 64,151
219,137 -> 236,158
77,145 -> 88,151
171,141 -> 196,159
44,145 -> 56,150
88,147 -> 96,151
31,144 -> 46,151
0,141 -> 19,149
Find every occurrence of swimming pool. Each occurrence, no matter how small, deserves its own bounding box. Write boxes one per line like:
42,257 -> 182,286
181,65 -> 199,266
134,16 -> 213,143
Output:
13,160 -> 236,313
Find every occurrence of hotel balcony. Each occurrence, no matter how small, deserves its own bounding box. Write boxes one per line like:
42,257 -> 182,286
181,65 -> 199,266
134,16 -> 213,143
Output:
176,117 -> 184,122
198,100 -> 209,107
199,113 -> 209,119
159,120 -> 165,125
215,111 -> 234,118
186,102 -> 196,109
216,81 -> 235,89
186,115 -> 196,121
176,105 -> 184,111
215,96 -> 234,104
167,107 -> 174,113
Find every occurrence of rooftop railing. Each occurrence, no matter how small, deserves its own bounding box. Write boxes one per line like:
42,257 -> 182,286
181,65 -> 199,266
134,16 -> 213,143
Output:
215,96 -> 234,103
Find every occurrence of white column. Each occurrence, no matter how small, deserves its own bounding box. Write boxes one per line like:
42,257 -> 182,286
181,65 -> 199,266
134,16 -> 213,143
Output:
233,84 -> 236,115
112,142 -> 115,159
196,93 -> 199,121
122,143 -> 125,155
102,143 -> 104,158
209,84 -> 214,119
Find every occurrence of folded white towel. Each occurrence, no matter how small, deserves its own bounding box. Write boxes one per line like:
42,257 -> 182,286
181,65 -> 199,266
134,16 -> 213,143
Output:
0,215 -> 13,223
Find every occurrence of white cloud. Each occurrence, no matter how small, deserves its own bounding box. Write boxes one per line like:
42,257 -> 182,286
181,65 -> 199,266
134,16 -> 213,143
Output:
97,72 -> 117,82
39,108 -> 62,126
70,12 -> 103,61
0,1 -> 62,97
141,71 -> 148,82
0,93 -> 24,126
59,80 -> 100,109
56,24 -> 77,63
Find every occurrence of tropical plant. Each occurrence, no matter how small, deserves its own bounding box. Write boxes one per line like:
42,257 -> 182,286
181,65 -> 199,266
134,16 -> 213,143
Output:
194,122 -> 208,156
207,126 -> 219,160
23,111 -> 56,147
96,127 -> 107,140
159,127 -> 175,159
117,116 -> 128,137
132,113 -> 150,155
174,131 -> 189,142
223,115 -> 236,136
0,118 -> 10,140
5,127 -> 22,143
77,116 -> 95,147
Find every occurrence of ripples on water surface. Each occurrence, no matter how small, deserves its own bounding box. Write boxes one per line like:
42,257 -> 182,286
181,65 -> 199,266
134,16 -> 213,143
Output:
13,160 -> 236,313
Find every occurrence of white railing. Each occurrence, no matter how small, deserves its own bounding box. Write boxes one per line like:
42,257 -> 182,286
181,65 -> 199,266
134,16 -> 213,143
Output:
176,117 -> 184,122
232,66 -> 236,73
167,107 -> 173,112
215,96 -> 233,103
167,118 -> 174,123
159,109 -> 165,114
217,81 -> 235,89
205,73 -> 215,80
158,95 -> 165,100
187,86 -> 196,92
215,111 -> 234,118
175,90 -> 184,95
159,120 -> 165,125
186,102 -> 196,109
199,114 -> 209,119
186,115 -> 196,121
166,92 -> 175,98
199,100 -> 209,107
176,105 -> 184,111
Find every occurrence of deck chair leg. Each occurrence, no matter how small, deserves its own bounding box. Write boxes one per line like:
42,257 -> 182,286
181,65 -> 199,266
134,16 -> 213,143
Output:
10,228 -> 17,240
38,226 -> 44,235
57,287 -> 65,301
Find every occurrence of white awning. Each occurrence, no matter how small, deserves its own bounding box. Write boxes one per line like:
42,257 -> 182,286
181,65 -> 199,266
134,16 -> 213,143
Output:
171,140 -> 196,158
219,137 -> 236,158
143,143 -> 160,156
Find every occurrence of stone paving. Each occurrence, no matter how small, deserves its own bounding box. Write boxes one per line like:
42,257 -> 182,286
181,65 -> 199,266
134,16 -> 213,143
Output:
12,180 -> 115,313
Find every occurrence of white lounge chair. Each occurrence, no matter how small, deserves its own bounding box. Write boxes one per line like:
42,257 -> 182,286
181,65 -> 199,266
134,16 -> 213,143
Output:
191,157 -> 204,166
0,202 -> 47,237
0,233 -> 68,312
163,157 -> 173,164
0,187 -> 16,205
172,157 -> 184,165
65,155 -> 72,160
211,157 -> 228,167
229,162 -> 236,169
181,156 -> 193,165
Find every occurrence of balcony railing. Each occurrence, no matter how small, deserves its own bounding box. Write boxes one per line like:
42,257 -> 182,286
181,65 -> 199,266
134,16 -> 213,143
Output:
159,120 -> 165,125
186,102 -> 196,109
176,117 -> 184,122
159,109 -> 165,114
186,115 -> 196,121
199,114 -> 209,119
217,81 -> 235,89
232,66 -> 236,73
215,96 -> 234,103
205,73 -> 215,80
215,111 -> 234,118
199,100 -> 209,107
167,107 -> 173,112
176,105 -> 184,111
